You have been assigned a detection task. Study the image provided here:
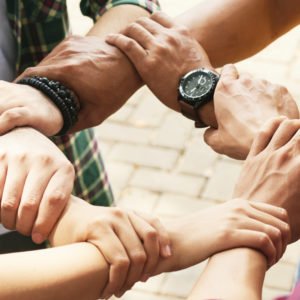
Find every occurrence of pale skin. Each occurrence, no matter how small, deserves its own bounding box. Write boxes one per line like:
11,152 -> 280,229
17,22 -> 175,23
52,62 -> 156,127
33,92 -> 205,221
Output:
105,11 -> 299,159
0,194 -> 290,300
0,3 -> 152,249
189,117 -> 300,299
1,1 -> 299,242
0,1 -> 298,297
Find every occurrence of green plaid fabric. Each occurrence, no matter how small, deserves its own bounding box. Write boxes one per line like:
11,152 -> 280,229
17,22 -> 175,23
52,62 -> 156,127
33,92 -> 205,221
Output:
5,0 -> 159,206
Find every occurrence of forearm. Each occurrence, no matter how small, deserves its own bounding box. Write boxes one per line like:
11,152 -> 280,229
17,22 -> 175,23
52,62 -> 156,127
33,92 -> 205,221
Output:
175,0 -> 300,67
0,243 -> 108,300
88,4 -> 150,37
188,248 -> 267,300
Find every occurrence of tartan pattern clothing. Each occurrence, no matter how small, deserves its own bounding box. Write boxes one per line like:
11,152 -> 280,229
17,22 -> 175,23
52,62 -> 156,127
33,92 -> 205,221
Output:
5,0 -> 159,206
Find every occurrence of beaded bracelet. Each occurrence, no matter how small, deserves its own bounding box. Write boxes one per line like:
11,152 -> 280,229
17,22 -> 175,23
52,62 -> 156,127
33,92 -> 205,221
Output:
17,76 -> 80,136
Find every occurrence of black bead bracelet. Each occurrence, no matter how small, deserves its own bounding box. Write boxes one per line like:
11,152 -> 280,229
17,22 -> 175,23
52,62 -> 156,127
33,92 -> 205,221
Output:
17,76 -> 80,136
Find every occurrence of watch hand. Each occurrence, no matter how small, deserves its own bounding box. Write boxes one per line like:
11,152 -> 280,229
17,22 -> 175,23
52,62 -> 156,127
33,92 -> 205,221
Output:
198,75 -> 204,85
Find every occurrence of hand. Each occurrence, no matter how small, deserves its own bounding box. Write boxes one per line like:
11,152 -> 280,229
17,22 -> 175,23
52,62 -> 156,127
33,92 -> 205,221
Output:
234,117 -> 300,242
0,127 -> 74,243
49,197 -> 172,299
204,64 -> 299,159
167,199 -> 289,270
18,35 -> 143,132
105,12 -> 214,115
0,81 -> 63,136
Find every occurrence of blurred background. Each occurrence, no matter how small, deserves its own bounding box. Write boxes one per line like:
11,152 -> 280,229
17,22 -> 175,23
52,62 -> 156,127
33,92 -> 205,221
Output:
68,0 -> 300,299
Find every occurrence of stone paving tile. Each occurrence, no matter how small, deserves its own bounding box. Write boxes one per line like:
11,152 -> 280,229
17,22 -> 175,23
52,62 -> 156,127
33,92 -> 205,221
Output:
96,122 -> 152,144
104,162 -> 134,191
159,263 -> 207,298
202,159 -> 242,202
109,143 -> 179,170
109,105 -> 133,123
128,88 -> 168,128
281,241 -> 300,265
130,168 -> 205,197
178,136 -> 219,177
262,287 -> 288,300
117,187 -> 159,213
151,113 -> 194,150
265,262 -> 296,291
133,274 -> 167,294
155,194 -> 212,217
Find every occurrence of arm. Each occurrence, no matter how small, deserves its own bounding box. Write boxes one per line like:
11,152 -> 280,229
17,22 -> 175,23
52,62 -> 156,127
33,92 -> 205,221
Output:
0,1 -> 158,136
0,243 -> 108,300
187,117 -> 300,300
188,249 -> 266,300
176,0 -> 300,67
0,196 -> 288,299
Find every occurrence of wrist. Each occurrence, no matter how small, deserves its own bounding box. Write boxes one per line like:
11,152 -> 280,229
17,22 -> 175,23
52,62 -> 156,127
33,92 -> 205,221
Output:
19,84 -> 64,136
198,100 -> 217,128
49,197 -> 87,246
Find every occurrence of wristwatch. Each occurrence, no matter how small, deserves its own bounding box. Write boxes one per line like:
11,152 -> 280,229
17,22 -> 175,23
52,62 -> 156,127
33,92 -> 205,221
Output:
178,68 -> 219,128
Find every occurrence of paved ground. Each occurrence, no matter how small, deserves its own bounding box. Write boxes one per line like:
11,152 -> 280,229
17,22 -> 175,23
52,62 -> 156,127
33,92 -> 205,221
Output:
68,1 -> 300,299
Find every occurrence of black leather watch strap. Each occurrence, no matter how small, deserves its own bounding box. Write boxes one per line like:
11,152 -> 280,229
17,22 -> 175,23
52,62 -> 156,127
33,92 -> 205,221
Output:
179,100 -> 207,128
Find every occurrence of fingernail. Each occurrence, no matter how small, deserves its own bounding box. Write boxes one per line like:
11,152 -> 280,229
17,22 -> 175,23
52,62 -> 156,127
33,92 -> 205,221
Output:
163,245 -> 172,257
32,233 -> 45,244
141,274 -> 150,282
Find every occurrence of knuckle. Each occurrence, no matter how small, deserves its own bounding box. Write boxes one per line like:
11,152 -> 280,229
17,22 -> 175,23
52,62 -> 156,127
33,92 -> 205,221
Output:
279,208 -> 289,221
239,76 -> 252,86
258,233 -> 270,248
145,228 -> 158,241
115,257 -> 130,269
0,151 -> 6,161
2,110 -> 22,122
123,39 -> 136,52
112,207 -> 126,219
176,25 -> 190,36
2,198 -> 18,212
37,154 -> 53,165
47,190 -> 68,207
62,161 -> 75,178
131,251 -> 147,264
20,198 -> 38,212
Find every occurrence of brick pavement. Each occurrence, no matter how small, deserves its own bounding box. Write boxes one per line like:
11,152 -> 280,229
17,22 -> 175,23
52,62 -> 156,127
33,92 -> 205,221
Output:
68,0 -> 300,299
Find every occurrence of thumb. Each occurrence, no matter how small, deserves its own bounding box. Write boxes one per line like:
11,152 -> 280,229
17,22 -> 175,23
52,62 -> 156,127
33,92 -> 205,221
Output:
204,127 -> 222,154
220,64 -> 239,83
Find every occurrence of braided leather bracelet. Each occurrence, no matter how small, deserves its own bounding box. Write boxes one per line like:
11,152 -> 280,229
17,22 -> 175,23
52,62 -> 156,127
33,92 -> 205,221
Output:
17,76 -> 80,136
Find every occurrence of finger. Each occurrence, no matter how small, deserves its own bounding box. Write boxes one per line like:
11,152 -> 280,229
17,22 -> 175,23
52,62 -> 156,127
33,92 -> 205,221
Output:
128,212 -> 160,278
1,161 -> 27,230
248,117 -> 287,157
151,11 -> 176,28
203,128 -> 222,154
94,230 -> 130,299
15,166 -> 56,236
250,202 -> 289,223
0,108 -> 30,135
266,119 -> 300,150
113,216 -> 147,296
220,64 -> 239,83
31,166 -> 73,244
106,34 -> 147,64
231,229 -> 277,267
0,160 -> 7,211
123,22 -> 156,49
247,207 -> 288,261
250,202 -> 290,252
134,211 -> 172,258
135,17 -> 166,35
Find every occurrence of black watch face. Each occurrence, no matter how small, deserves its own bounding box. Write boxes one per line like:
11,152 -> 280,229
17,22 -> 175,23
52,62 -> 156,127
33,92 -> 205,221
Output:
180,70 -> 213,102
